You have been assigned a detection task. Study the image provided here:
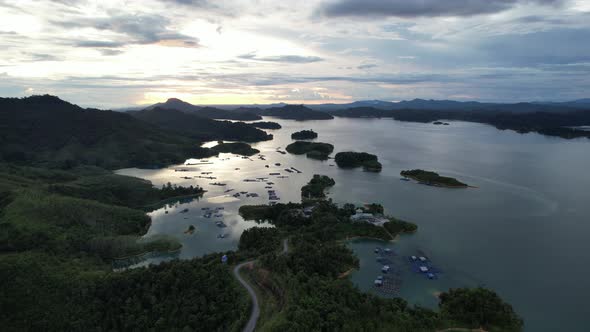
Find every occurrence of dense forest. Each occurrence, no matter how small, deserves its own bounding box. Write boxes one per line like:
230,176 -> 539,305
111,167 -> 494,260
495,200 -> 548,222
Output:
210,142 -> 260,156
0,163 -> 250,331
285,141 -> 334,160
335,151 -> 382,172
130,107 -> 272,142
327,106 -> 590,139
250,121 -> 282,129
301,174 -> 336,199
291,129 -> 318,140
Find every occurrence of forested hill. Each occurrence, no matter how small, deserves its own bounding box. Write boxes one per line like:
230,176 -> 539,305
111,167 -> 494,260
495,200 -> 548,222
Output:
328,107 -> 590,139
130,107 -> 272,142
148,98 -> 262,121
0,95 -> 272,169
261,104 -> 334,120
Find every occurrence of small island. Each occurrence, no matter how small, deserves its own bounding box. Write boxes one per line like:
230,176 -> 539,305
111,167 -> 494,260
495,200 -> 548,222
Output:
291,129 -> 318,140
301,174 -> 335,200
334,152 -> 382,172
211,142 -> 260,156
250,121 -> 282,129
285,141 -> 334,160
401,169 -> 468,188
184,225 -> 196,234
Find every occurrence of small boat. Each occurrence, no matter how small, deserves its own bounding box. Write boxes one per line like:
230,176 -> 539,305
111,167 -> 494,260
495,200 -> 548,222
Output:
269,172 -> 280,175
418,256 -> 427,262
201,207 -> 210,210
180,208 -> 189,213
217,233 -> 226,239
410,255 -> 417,261
374,248 -> 380,253
275,163 -> 281,166
400,177 -> 410,181
419,266 -> 429,273
374,279 -> 383,286
427,273 -> 435,279
382,265 -> 391,273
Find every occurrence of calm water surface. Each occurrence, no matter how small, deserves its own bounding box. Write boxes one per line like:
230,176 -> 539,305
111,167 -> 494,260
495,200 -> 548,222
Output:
117,117 -> 590,332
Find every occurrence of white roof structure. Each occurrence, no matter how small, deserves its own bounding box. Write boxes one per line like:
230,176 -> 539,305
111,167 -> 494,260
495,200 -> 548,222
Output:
419,266 -> 429,272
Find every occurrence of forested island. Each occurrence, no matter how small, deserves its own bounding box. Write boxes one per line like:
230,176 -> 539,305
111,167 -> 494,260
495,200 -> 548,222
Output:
291,129 -> 318,140
335,151 -> 382,172
250,121 -> 282,129
301,174 -> 335,199
210,142 -> 260,156
285,141 -> 334,160
401,169 -> 469,188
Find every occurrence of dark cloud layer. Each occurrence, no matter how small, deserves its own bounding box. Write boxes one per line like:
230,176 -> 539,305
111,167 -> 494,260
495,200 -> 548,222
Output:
319,0 -> 566,18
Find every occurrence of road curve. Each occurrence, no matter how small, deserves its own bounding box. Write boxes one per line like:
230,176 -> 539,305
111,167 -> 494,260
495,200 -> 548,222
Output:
234,261 -> 259,332
234,238 -> 289,332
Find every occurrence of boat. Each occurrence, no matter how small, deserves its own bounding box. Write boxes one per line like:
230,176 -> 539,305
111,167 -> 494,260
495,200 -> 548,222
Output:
180,208 -> 189,213
277,176 -> 288,179
209,182 -> 227,186
217,233 -> 226,239
269,172 -> 280,175
201,207 -> 210,210
427,273 -> 435,279
374,279 -> 383,286
374,248 -> 380,253
418,256 -> 427,262
410,255 -> 417,261
275,163 -> 281,166
400,177 -> 410,181
419,266 -> 429,273
382,265 -> 391,273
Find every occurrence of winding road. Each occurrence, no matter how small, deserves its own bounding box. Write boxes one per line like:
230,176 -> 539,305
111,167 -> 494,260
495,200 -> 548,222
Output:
233,238 -> 289,332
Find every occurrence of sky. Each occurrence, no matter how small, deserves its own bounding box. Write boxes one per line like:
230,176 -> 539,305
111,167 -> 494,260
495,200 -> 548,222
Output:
1,0 -> 589,108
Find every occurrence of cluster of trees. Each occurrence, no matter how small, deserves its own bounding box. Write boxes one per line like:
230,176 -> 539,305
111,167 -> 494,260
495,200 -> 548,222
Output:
238,227 -> 281,256
384,218 -> 418,234
401,169 -> 468,187
250,121 -> 282,129
291,129 -> 318,140
210,142 -> 260,156
301,174 -> 336,199
334,151 -> 382,172
285,141 -> 334,160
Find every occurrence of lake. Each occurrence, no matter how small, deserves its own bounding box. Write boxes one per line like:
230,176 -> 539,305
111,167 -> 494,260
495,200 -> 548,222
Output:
117,116 -> 590,332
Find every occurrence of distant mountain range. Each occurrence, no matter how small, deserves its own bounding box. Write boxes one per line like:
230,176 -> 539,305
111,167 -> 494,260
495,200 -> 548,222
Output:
118,98 -> 590,114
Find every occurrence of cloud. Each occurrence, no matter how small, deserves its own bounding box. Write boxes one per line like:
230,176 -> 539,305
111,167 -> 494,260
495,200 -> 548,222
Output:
318,0 -> 566,18
237,52 -> 324,63
53,13 -> 200,48
357,64 -> 377,70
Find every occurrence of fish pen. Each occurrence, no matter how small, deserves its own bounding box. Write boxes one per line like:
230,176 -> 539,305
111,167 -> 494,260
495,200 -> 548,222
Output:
373,274 -> 403,295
